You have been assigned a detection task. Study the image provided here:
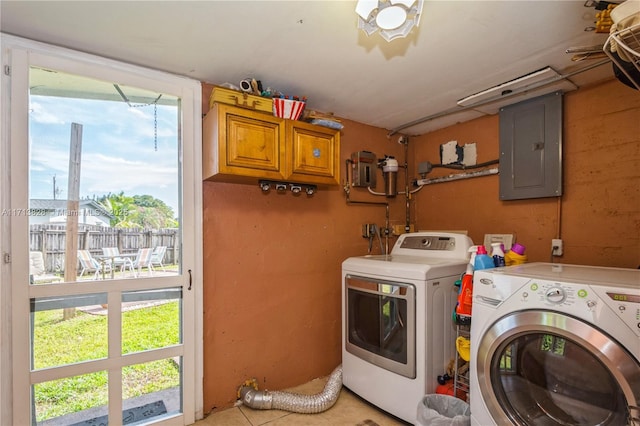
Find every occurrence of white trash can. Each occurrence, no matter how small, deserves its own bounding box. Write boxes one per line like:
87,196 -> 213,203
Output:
416,394 -> 471,426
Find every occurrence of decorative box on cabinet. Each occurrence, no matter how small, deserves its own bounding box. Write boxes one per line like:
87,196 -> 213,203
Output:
203,102 -> 340,186
208,85 -> 273,113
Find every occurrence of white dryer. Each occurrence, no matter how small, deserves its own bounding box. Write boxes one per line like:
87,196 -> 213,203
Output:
342,232 -> 473,424
470,263 -> 640,426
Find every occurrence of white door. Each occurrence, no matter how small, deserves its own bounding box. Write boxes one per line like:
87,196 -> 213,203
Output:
1,35 -> 203,426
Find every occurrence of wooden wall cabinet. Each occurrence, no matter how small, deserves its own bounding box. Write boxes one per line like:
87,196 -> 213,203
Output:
203,103 -> 340,186
203,103 -> 286,182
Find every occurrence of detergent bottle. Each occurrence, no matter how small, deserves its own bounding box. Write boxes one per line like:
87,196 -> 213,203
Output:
474,245 -> 495,270
491,242 -> 506,267
455,263 -> 474,322
505,242 -> 528,266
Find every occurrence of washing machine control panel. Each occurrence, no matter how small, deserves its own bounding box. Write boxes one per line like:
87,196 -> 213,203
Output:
390,232 -> 473,259
474,265 -> 640,340
599,289 -> 640,337
526,281 -> 579,306
398,235 -> 456,251
526,281 -> 640,337
545,286 -> 567,304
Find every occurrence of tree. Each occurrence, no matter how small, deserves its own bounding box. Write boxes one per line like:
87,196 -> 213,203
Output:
98,192 -> 177,228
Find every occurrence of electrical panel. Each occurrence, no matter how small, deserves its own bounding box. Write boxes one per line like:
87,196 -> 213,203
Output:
499,91 -> 563,200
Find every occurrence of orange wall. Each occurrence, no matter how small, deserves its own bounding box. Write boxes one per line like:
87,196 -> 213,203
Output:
201,84 -> 409,413
411,80 -> 640,268
201,79 -> 640,413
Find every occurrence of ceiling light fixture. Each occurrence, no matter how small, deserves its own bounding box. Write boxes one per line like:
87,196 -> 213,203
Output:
355,0 -> 424,41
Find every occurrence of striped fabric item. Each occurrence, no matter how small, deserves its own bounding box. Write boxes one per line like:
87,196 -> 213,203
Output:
273,98 -> 305,120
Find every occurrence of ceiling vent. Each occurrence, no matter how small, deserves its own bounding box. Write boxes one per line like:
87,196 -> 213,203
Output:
456,67 -> 577,113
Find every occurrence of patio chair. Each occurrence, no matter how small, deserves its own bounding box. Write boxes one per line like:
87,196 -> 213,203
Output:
131,248 -> 154,276
77,250 -> 109,280
150,246 -> 167,272
102,247 -> 135,275
29,251 -> 63,284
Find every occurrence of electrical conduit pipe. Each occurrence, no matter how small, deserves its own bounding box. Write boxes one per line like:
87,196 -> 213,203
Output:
239,365 -> 343,414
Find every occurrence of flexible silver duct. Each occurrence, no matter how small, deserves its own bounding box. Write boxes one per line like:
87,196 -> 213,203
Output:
239,365 -> 342,414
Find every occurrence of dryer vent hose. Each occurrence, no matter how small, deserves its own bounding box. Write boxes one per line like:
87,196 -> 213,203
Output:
239,365 -> 342,414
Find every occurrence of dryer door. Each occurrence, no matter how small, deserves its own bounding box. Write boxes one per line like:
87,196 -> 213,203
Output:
344,274 -> 416,379
477,310 -> 640,425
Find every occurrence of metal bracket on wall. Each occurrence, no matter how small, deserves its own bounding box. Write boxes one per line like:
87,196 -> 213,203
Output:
259,180 -> 317,196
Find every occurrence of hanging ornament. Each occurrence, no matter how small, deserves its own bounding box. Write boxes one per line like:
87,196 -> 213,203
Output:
113,84 -> 163,151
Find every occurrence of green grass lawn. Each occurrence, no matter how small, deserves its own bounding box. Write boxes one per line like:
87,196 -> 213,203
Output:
33,301 -> 181,421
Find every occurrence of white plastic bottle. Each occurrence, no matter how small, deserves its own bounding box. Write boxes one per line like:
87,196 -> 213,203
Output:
491,243 -> 506,267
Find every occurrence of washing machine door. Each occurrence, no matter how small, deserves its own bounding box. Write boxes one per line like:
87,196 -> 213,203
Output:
477,310 -> 640,425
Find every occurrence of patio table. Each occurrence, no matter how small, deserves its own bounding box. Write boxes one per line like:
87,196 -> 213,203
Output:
96,253 -> 137,279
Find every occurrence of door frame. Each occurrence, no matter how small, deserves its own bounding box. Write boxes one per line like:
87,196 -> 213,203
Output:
0,33 -> 204,425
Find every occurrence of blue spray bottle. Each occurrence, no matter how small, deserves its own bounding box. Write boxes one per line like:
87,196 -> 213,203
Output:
474,245 -> 495,270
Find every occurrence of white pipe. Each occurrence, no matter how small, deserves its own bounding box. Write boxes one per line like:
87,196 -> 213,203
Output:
367,187 -> 387,196
369,185 -> 424,196
416,167 -> 499,185
239,365 -> 342,414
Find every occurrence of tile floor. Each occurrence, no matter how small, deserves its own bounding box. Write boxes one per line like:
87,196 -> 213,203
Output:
194,374 -> 410,426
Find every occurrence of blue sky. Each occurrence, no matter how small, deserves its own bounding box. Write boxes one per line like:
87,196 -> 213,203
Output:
29,95 -> 180,215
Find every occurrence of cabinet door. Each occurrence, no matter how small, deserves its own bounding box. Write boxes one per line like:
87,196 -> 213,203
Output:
203,103 -> 286,181
286,121 -> 340,185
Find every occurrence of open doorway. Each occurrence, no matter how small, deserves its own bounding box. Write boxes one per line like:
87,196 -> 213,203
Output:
1,35 -> 202,426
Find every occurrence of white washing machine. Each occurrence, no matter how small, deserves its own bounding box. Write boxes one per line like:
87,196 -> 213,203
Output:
342,232 -> 473,424
470,262 -> 640,426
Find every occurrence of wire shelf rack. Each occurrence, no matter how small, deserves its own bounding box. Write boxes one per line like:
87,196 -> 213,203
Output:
604,21 -> 640,90
454,324 -> 470,402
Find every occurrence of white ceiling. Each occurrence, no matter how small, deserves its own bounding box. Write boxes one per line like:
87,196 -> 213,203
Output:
0,1 -> 618,135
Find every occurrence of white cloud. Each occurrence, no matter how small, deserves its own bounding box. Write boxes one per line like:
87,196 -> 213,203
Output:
82,153 -> 177,192
29,96 -> 180,211
30,101 -> 65,124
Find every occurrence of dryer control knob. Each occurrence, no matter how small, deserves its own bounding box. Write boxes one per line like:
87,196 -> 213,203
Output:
545,287 -> 566,304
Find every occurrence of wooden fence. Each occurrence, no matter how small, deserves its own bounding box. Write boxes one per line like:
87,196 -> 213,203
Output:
30,224 -> 179,273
